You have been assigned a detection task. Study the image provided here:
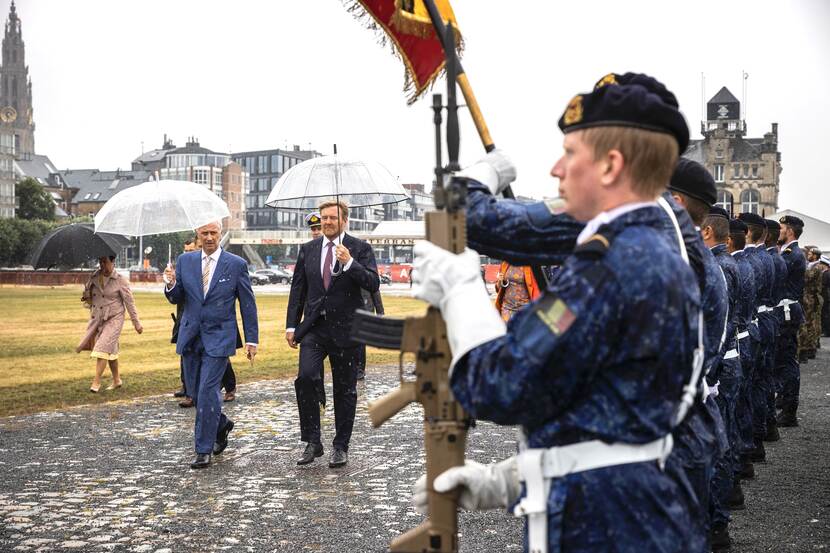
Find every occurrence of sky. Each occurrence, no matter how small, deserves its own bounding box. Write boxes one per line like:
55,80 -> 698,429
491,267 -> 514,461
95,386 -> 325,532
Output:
14,0 -> 830,219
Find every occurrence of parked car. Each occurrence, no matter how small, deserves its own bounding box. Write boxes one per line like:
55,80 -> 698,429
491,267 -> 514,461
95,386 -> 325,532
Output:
256,268 -> 292,285
249,271 -> 270,286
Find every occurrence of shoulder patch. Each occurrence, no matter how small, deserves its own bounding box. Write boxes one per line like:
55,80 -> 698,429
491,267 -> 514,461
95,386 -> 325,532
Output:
543,197 -> 567,215
574,233 -> 610,257
534,294 -> 576,336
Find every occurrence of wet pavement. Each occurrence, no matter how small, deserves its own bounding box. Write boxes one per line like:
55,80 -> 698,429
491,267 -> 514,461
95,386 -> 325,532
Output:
0,366 -> 521,552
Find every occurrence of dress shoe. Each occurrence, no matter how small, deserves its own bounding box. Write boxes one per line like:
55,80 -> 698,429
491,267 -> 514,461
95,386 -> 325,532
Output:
89,383 -> 101,393
173,389 -> 187,398
297,443 -> 324,465
807,349 -> 816,359
106,380 -> 123,391
777,409 -> 799,427
738,461 -> 755,480
710,522 -> 732,552
356,369 -> 365,381
749,441 -> 766,462
223,391 -> 236,403
727,481 -> 745,510
213,420 -> 235,455
190,453 -> 211,469
764,422 -> 780,442
178,397 -> 194,408
329,448 -> 348,468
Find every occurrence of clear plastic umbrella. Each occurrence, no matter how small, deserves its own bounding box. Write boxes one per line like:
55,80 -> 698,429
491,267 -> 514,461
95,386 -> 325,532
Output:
94,179 -> 230,237
264,155 -> 409,210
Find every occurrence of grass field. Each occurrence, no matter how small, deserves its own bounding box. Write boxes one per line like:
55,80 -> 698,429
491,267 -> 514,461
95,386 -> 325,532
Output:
0,286 -> 426,417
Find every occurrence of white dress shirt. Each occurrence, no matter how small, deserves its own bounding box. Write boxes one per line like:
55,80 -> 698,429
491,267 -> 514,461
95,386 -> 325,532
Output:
321,232 -> 353,275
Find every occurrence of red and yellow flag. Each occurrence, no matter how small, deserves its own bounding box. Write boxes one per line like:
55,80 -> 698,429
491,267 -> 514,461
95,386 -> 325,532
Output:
346,0 -> 462,104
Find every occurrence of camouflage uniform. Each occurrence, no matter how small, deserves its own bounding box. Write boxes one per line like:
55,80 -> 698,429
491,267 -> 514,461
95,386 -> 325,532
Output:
798,263 -> 824,358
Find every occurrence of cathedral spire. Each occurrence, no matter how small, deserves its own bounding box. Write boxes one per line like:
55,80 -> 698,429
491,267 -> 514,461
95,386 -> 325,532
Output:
1,0 -> 35,157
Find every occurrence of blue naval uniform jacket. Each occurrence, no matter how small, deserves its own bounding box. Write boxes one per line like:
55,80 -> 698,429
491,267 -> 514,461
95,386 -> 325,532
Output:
455,206 -> 701,552
732,250 -> 760,344
766,247 -> 787,325
779,241 -> 807,326
711,243 -> 741,361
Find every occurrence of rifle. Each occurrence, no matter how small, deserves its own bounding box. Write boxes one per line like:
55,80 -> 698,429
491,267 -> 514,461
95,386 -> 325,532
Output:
350,22 -> 469,553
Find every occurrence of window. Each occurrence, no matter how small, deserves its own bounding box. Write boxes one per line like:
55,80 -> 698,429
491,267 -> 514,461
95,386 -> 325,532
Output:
727,121 -> 737,131
93,192 -> 101,200
277,155 -> 284,174
715,190 -> 733,214
84,193 -> 92,200
751,165 -> 758,178
713,164 -> 724,183
740,189 -> 760,214
743,164 -> 749,178
733,164 -> 740,178
271,155 -> 279,172
258,155 -> 268,174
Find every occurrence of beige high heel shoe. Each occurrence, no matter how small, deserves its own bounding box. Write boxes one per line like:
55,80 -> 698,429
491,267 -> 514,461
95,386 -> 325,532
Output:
90,383 -> 101,393
106,380 -> 123,391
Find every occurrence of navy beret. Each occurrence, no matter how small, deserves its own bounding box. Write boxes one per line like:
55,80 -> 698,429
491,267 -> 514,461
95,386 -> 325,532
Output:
764,219 -> 780,231
305,212 -> 321,227
738,212 -> 765,227
668,158 -> 717,206
559,72 -> 690,153
729,218 -> 748,234
779,215 -> 804,228
708,206 -> 729,220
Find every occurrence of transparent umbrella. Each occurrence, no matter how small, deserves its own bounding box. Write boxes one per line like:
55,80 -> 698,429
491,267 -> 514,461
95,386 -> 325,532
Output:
264,155 -> 409,210
94,179 -> 230,237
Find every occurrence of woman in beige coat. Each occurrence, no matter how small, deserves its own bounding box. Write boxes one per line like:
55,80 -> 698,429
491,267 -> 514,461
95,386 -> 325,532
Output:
76,256 -> 143,392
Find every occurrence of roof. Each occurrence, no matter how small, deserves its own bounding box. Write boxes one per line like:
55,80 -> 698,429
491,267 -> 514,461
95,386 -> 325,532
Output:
708,86 -> 740,105
770,209 -> 830,253
64,169 -> 151,204
14,154 -> 65,186
683,139 -> 706,164
370,220 -> 425,238
132,148 -> 169,164
730,139 -> 761,162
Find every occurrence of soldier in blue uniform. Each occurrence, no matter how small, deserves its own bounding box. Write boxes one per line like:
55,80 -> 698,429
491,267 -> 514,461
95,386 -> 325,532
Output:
725,218 -> 758,500
763,219 -> 787,441
736,212 -> 776,463
665,163 -> 730,552
774,215 -> 807,426
700,206 -> 744,550
411,74 -> 704,552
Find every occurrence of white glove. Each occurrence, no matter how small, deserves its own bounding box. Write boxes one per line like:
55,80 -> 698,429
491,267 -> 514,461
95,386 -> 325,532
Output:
412,241 -> 506,370
454,149 -> 517,196
413,457 -> 520,514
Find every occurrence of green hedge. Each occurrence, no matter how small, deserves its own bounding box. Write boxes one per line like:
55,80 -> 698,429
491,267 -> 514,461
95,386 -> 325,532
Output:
0,218 -> 64,267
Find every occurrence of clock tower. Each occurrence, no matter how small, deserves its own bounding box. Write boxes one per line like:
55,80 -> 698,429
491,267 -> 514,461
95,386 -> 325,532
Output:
0,1 -> 34,159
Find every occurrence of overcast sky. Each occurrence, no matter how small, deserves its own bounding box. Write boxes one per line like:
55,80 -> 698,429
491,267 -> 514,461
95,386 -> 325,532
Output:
14,0 -> 830,219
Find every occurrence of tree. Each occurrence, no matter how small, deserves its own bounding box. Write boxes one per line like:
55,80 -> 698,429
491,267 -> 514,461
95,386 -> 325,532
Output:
15,177 -> 56,221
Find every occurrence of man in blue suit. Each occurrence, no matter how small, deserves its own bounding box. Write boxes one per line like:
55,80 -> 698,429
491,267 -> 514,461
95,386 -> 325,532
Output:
164,221 -> 259,469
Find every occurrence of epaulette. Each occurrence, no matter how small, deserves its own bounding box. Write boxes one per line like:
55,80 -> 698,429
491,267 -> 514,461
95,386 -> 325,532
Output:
784,248 -> 792,254
574,233 -> 611,258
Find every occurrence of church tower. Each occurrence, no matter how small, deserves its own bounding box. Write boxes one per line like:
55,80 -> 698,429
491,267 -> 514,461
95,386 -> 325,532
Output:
0,1 -> 34,159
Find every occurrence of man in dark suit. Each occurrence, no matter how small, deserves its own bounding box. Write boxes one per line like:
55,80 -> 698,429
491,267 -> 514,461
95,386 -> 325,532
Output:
356,288 -> 384,380
164,221 -> 259,469
286,201 -> 380,468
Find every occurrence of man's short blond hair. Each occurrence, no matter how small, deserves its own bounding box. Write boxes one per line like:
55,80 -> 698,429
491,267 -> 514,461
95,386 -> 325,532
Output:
581,127 -> 679,197
318,200 -> 350,220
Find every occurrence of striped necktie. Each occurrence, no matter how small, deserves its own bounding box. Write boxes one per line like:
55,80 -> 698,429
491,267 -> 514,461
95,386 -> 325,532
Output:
202,256 -> 212,296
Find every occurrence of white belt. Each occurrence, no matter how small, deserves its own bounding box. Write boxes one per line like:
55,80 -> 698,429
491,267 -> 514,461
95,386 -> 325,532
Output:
737,331 -> 749,340
756,305 -> 772,313
514,435 -> 674,553
752,318 -> 759,326
776,299 -> 799,322
724,348 -> 739,359
702,379 -> 720,401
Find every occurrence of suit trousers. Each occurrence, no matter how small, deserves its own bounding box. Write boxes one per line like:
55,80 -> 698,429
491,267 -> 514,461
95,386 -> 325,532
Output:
222,361 -> 236,392
775,324 -> 800,411
295,329 -> 358,450
183,336 -> 230,454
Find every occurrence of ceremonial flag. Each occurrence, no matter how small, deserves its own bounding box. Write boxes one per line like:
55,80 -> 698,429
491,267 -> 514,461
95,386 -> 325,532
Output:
345,0 -> 462,103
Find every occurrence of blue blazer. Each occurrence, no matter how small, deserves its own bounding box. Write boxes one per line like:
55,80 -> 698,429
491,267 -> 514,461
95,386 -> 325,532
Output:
165,249 -> 259,357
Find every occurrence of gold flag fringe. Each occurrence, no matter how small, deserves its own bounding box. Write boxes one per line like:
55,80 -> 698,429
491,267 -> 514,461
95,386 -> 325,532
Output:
342,0 -> 463,105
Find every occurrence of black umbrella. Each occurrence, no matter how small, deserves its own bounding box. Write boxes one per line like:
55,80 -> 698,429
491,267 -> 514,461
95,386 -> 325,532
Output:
30,223 -> 128,269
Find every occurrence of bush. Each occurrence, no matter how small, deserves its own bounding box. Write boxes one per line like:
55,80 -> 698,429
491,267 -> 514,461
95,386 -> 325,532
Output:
0,219 -> 63,267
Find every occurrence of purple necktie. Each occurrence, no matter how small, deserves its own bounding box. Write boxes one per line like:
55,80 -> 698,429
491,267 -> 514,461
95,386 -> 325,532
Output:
323,242 -> 333,290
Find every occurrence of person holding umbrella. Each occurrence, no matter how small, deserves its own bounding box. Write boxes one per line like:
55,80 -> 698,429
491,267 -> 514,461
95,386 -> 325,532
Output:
76,255 -> 143,392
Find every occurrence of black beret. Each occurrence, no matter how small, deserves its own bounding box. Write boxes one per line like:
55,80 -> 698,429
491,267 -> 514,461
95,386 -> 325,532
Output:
668,158 -> 717,206
779,215 -> 804,228
708,206 -> 729,220
304,212 -> 321,227
559,72 -> 690,153
764,219 -> 780,231
729,218 -> 748,234
738,212 -> 765,227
